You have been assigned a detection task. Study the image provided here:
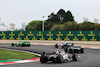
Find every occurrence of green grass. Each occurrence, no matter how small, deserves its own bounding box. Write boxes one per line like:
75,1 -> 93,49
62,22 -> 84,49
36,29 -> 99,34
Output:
0,49 -> 37,61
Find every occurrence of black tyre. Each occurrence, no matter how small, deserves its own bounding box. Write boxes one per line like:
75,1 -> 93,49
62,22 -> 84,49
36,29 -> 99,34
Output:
74,49 -> 79,53
56,54 -> 63,63
55,44 -> 58,48
64,47 -> 68,53
72,53 -> 77,61
69,49 -> 73,53
40,52 -> 48,63
25,44 -> 27,46
11,43 -> 14,46
80,48 -> 84,53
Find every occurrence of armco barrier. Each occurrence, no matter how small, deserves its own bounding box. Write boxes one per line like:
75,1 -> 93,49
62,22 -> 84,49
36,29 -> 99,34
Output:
0,31 -> 100,41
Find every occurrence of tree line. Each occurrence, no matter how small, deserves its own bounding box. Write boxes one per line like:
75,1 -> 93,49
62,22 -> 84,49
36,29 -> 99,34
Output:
26,9 -> 100,31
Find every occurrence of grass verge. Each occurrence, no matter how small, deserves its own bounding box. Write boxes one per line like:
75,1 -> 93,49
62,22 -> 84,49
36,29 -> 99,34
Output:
0,49 -> 37,61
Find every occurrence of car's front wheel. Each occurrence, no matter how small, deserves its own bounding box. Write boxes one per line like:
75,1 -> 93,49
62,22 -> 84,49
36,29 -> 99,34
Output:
56,54 -> 63,63
64,47 -> 68,53
11,43 -> 14,46
69,49 -> 73,53
40,52 -> 48,63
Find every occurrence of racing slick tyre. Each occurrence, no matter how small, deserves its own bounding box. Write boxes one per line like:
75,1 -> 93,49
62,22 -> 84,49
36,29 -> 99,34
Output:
74,49 -> 79,53
56,54 -> 63,63
11,43 -> 14,46
69,49 -> 73,53
80,48 -> 84,53
55,44 -> 58,48
64,47 -> 68,53
24,44 -> 27,46
40,52 -> 48,63
72,53 -> 77,61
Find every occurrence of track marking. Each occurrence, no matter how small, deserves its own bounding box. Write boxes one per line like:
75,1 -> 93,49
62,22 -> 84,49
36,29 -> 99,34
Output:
0,58 -> 40,65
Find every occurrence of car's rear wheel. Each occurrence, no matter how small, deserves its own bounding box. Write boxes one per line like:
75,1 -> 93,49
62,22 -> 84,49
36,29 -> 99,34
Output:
40,52 -> 48,63
11,43 -> 14,46
56,54 -> 63,63
55,44 -> 58,48
72,53 -> 77,61
80,48 -> 84,53
64,47 -> 68,53
69,49 -> 73,53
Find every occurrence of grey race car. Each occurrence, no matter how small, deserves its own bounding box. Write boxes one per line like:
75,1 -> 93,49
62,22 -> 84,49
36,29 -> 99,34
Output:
55,42 -> 84,53
64,43 -> 84,53
40,51 -> 80,63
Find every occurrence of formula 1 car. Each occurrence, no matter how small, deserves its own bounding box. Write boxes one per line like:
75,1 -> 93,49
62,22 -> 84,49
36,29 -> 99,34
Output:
11,41 -> 30,47
40,51 -> 80,63
64,44 -> 84,53
55,42 -> 70,48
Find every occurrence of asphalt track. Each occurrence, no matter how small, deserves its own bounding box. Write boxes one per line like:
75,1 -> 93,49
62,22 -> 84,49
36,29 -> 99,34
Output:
0,43 -> 100,67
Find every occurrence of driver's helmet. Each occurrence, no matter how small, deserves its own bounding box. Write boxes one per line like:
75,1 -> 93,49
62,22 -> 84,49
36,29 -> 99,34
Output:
56,51 -> 60,54
71,43 -> 74,46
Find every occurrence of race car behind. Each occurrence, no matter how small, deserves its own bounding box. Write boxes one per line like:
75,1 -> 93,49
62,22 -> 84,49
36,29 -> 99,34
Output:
64,44 -> 84,53
11,41 -> 30,47
55,42 -> 84,53
55,42 -> 70,48
40,51 -> 80,63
